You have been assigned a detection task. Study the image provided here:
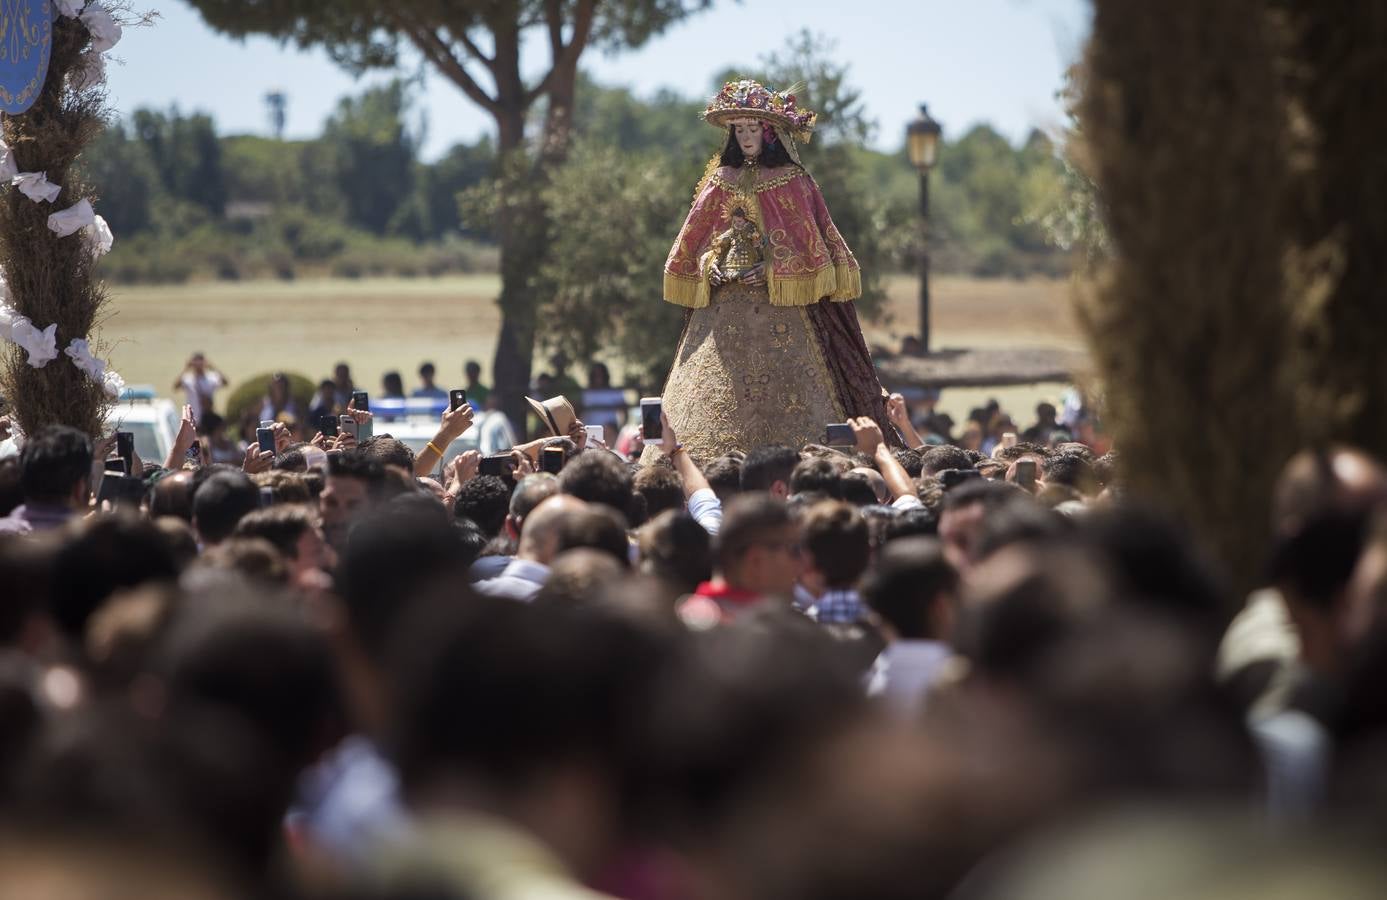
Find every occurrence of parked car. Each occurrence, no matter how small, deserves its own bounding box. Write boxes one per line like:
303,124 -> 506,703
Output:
105,387 -> 179,468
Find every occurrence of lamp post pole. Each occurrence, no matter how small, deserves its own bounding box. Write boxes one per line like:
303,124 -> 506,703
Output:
918,167 -> 932,354
906,104 -> 941,356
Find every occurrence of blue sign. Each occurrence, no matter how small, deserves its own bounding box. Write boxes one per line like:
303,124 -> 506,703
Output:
0,0 -> 52,115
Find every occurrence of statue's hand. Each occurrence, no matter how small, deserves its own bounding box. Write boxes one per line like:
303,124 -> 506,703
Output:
741,263 -> 766,286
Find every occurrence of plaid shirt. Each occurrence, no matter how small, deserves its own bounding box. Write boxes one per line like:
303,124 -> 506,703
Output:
811,588 -> 868,625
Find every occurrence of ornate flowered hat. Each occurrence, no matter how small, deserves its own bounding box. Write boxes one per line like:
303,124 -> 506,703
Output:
703,79 -> 817,144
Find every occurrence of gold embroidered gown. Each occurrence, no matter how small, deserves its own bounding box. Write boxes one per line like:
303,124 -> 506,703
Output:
656,162 -> 897,462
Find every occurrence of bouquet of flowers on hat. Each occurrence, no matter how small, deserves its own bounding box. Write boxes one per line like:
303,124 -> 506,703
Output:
703,79 -> 817,141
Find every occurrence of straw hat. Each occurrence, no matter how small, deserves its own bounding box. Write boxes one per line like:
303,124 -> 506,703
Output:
702,79 -> 817,144
525,395 -> 578,437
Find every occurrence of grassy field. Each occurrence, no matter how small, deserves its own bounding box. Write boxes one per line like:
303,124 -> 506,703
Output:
100,273 -> 1084,426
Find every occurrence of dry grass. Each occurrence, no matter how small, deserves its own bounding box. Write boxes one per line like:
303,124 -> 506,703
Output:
100,273 -> 1079,426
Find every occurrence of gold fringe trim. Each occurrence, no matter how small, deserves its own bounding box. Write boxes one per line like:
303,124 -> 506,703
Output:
666,262 -> 860,309
664,271 -> 711,309
764,262 -> 861,306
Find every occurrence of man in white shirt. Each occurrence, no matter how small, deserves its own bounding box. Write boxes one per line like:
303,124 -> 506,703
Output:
862,536 -> 960,717
476,494 -> 587,601
172,352 -> 227,424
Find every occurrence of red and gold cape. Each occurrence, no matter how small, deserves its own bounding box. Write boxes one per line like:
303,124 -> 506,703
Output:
663,164 -> 862,309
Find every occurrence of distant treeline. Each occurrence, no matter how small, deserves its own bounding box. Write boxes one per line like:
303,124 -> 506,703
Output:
84,74 -> 1069,285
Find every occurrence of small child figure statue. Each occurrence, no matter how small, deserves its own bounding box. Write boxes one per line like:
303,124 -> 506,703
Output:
711,207 -> 764,283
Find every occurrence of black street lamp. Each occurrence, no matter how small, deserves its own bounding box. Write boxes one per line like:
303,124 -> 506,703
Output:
906,104 -> 942,354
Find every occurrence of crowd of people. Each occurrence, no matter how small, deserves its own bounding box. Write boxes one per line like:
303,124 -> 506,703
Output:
0,366 -> 1386,898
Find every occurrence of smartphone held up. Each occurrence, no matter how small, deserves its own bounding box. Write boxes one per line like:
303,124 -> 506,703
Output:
640,398 -> 663,446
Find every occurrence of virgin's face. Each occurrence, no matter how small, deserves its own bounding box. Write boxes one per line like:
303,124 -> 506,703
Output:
733,121 -> 763,159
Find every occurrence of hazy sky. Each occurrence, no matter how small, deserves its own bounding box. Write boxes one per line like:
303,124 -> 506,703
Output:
107,0 -> 1090,159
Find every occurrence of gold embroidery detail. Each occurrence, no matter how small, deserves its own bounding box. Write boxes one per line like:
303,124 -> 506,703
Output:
653,282 -> 843,462
708,169 -> 806,194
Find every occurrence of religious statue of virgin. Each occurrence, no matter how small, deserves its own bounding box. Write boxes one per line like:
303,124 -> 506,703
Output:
658,79 -> 900,461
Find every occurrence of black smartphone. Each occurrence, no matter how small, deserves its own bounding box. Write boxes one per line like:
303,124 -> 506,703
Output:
352,390 -> 369,412
939,468 -> 983,490
479,454 -> 515,478
256,427 -> 276,455
259,487 -> 275,509
825,423 -> 855,446
541,445 -> 565,474
104,457 -> 126,475
98,474 -> 145,507
115,431 -> 134,473
1015,458 -> 1037,490
450,389 -> 467,412
640,397 -> 663,444
320,415 -> 339,438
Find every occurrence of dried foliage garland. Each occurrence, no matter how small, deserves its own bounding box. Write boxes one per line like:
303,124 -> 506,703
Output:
0,8 -> 116,437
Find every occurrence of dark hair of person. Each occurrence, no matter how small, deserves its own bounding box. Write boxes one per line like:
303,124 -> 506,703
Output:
386,595 -> 673,796
634,466 -> 685,519
973,499 -> 1072,562
233,505 -> 315,560
18,425 -> 92,504
327,450 -> 386,490
1043,452 -> 1097,494
195,537 -> 289,585
454,475 -> 511,538
859,504 -> 899,552
156,592 -> 342,770
994,442 -> 1051,463
790,457 -> 843,499
839,473 -> 880,508
557,505 -> 631,567
941,477 -> 1024,514
338,505 -> 475,662
919,445 -> 972,477
1093,450 -> 1118,488
860,537 -> 958,640
197,410 -> 224,435
50,515 -> 180,641
271,448 -> 306,472
704,454 -> 744,503
893,448 -> 924,478
0,536 -> 55,646
741,444 -> 800,493
258,471 -> 313,505
535,549 -> 628,607
359,436 -> 416,472
0,457 -> 21,517
558,450 -> 635,516
883,506 -> 938,543
152,516 -> 199,570
1054,441 -> 1095,461
639,510 -> 713,592
715,494 -> 794,574
719,126 -> 799,169
11,700 -> 297,876
453,517 -> 489,571
192,471 -> 260,544
1078,505 -> 1231,641
802,501 -> 870,589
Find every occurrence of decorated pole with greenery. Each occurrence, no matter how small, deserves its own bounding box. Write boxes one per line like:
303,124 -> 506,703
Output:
1,2 -> 124,438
